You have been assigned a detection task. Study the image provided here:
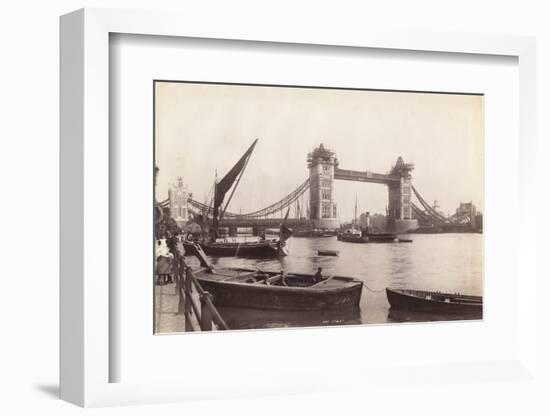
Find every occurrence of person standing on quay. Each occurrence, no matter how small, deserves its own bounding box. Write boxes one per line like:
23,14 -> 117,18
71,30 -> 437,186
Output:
155,238 -> 174,285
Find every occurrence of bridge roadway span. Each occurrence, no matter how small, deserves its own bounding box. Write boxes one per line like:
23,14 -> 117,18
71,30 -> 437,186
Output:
333,168 -> 401,185
191,168 -> 403,229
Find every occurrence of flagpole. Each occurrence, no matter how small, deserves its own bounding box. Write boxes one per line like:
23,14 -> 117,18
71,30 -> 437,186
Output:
354,194 -> 358,229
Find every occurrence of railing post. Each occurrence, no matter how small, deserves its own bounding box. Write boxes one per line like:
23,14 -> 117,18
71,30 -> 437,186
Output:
177,270 -> 185,315
199,292 -> 214,331
184,266 -> 193,332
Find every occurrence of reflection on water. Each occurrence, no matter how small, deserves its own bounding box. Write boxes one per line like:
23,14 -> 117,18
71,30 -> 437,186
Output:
187,233 -> 483,329
218,306 -> 362,330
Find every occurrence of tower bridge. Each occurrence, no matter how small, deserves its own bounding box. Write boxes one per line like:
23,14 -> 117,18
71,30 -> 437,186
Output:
307,143 -> 416,233
161,143 -> 476,233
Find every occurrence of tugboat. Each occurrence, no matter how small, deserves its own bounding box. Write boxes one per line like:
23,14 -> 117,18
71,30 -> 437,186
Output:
337,195 -> 364,243
338,208 -> 401,244
337,228 -> 363,242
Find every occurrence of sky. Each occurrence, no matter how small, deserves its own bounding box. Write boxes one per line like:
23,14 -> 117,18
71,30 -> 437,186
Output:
155,82 -> 483,221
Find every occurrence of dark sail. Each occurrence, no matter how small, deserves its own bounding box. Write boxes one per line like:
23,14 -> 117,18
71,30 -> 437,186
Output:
212,139 -> 258,239
280,224 -> 293,242
279,208 -> 293,242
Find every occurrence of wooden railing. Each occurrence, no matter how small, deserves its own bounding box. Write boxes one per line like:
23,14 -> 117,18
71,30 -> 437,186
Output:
176,266 -> 229,331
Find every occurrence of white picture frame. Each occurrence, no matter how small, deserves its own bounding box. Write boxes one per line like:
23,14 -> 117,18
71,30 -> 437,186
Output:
60,8 -> 538,408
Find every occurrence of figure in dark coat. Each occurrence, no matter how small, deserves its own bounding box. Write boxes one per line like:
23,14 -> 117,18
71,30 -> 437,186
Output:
312,267 -> 323,284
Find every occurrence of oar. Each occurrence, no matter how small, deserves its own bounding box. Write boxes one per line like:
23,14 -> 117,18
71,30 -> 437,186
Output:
255,265 -> 266,274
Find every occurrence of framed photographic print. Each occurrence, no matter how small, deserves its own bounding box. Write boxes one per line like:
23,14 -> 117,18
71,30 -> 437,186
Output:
60,8 -> 538,408
153,80 -> 484,333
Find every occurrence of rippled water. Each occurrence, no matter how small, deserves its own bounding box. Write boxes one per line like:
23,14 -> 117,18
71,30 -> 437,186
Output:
187,233 -> 483,329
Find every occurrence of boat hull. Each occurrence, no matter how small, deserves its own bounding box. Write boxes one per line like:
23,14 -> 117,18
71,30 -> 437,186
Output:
183,240 -> 281,258
337,232 -> 398,243
386,288 -> 482,314
318,250 -> 339,256
195,269 -> 363,311
337,234 -> 364,243
365,233 -> 397,243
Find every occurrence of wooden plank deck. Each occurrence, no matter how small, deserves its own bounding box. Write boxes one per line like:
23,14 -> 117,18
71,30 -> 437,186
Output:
154,282 -> 199,333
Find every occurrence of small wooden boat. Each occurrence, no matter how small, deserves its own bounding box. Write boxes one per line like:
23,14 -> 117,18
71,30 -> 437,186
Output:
317,249 -> 339,256
386,288 -> 482,314
364,232 -> 397,243
398,238 -> 413,243
194,268 -> 363,311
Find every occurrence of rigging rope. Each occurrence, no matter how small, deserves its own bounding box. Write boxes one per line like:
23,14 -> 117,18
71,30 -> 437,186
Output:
174,176 -> 472,229
188,177 -> 310,219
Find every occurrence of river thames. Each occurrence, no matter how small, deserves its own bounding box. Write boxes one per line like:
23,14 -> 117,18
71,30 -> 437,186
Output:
183,233 -> 483,330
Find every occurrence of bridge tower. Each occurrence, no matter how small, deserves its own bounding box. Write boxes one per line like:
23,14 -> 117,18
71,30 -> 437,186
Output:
168,177 -> 190,227
387,157 -> 417,233
307,144 -> 339,229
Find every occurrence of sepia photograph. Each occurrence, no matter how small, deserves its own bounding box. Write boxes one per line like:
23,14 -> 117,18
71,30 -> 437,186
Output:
50,4 -> 543,412
153,81 -> 483,333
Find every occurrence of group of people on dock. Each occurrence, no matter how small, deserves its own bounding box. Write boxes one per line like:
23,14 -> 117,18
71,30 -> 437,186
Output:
154,203 -> 325,287
155,231 -> 187,285
156,231 -> 326,288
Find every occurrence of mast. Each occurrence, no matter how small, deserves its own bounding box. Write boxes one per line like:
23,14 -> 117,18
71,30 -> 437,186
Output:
354,194 -> 358,229
209,171 -> 217,225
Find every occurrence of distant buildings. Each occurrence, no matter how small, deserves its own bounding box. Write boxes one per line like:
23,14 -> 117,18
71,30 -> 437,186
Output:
168,177 -> 190,227
455,202 -> 476,228
358,212 -> 388,232
431,200 -> 446,217
413,200 -> 483,233
456,201 -> 476,217
455,202 -> 483,232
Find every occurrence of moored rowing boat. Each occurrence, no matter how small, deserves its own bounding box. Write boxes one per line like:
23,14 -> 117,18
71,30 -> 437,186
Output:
194,268 -> 363,311
386,288 -> 482,314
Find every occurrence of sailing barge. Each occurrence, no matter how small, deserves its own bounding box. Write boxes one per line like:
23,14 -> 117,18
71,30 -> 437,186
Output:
386,288 -> 482,314
192,139 -> 293,257
194,239 -> 282,257
194,267 -> 363,311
